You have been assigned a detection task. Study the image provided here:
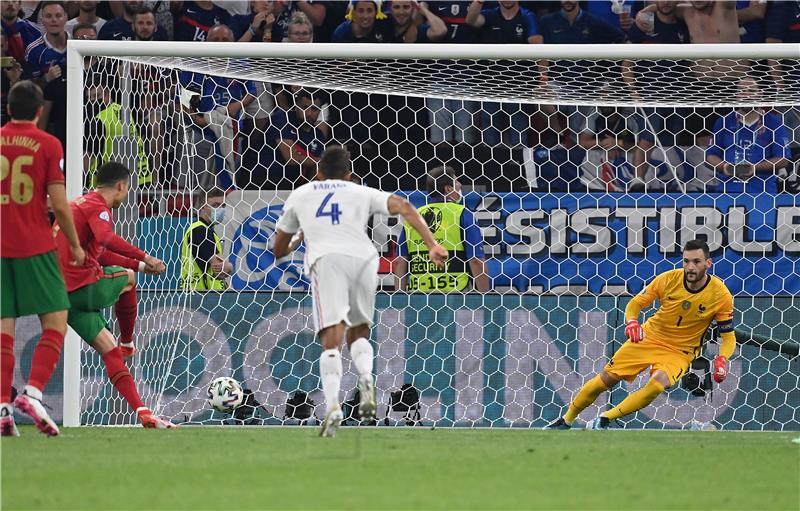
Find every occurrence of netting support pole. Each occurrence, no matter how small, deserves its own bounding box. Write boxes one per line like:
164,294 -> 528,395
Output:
63,42 -> 85,428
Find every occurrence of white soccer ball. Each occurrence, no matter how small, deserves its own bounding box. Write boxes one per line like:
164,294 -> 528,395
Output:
207,377 -> 244,413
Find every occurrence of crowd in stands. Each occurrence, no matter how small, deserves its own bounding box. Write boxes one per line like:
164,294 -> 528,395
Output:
1,0 -> 798,195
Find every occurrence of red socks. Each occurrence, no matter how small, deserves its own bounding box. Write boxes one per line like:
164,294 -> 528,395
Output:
102,347 -> 144,411
115,285 -> 137,344
27,329 -> 64,392
1,334 -> 14,403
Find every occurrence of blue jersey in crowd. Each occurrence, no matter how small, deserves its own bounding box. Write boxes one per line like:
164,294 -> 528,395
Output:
331,20 -> 386,43
626,14 -> 690,90
429,1 -> 476,43
736,0 -> 764,43
98,16 -> 168,40
266,108 -> 328,184
397,199 -> 484,259
1,18 -> 42,62
24,37 -> 66,79
174,1 -> 230,41
707,111 -> 791,193
179,71 -> 256,113
765,0 -> 800,43
540,9 -> 624,82
479,6 -> 539,44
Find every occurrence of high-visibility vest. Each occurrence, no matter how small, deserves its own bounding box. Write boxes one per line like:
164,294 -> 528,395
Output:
180,220 -> 227,291
403,201 -> 469,293
88,103 -> 152,187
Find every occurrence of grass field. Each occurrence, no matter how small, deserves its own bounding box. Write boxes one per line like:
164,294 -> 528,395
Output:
2,426 -> 799,510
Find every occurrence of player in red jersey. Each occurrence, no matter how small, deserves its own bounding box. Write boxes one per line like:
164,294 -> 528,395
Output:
0,81 -> 86,437
53,161 -> 175,429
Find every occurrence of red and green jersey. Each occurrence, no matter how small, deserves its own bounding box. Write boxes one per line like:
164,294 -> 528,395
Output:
54,191 -> 145,292
0,121 -> 64,258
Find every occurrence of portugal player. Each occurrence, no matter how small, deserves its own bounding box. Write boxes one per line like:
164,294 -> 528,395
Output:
547,239 -> 735,430
1,81 -> 85,437
53,161 -> 174,429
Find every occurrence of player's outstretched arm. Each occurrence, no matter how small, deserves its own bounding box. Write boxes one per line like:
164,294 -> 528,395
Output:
47,183 -> 85,266
387,195 -> 448,268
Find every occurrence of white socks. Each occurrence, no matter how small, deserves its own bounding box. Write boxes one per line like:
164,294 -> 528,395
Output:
349,337 -> 374,380
319,349 -> 342,413
23,385 -> 43,401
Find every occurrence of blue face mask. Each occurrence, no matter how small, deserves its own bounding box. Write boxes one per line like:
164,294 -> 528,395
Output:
210,207 -> 226,223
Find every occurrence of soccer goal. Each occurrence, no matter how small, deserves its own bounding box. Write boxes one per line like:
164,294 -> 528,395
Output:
53,41 -> 800,430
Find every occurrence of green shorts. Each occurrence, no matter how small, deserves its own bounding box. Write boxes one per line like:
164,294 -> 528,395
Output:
68,266 -> 130,344
1,251 -> 70,318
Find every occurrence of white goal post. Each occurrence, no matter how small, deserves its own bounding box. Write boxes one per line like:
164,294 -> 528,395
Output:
61,41 -> 800,429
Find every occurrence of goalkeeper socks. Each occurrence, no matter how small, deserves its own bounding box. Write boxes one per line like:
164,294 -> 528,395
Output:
27,329 -> 64,391
602,378 -> 665,421
319,349 -> 342,413
1,334 -> 14,403
564,374 -> 609,424
115,286 -> 137,344
349,337 -> 374,378
102,347 -> 144,411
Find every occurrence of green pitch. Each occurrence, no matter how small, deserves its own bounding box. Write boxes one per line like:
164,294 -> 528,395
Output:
3,426 -> 798,510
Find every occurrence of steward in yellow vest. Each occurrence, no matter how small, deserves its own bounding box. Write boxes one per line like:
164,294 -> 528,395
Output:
180,188 -> 232,291
394,166 -> 489,293
87,102 -> 152,188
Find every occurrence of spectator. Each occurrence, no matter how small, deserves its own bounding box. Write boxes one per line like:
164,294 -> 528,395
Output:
424,1 -> 480,145
706,78 -> 792,194
294,1 -> 329,40
180,188 -> 232,291
180,24 -> 256,190
623,0 -> 691,189
172,0 -> 230,41
287,10 -> 314,42
25,1 -> 67,151
736,0 -> 767,43
381,0 -> 446,43
637,1 -> 740,43
274,12 -> 320,113
539,1 -> 625,145
240,89 -> 328,189
99,0 -> 167,40
466,0 -> 541,147
466,0 -> 541,44
585,0 -> 636,31
313,1 -> 348,42
1,0 -> 42,64
231,0 -> 278,42
331,0 -> 387,43
0,26 -> 24,126
393,166 -> 488,293
575,106 -> 648,192
64,1 -> 105,38
765,0 -> 800,146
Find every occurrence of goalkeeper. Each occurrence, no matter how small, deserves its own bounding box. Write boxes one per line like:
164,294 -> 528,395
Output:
547,239 -> 736,430
53,162 -> 175,429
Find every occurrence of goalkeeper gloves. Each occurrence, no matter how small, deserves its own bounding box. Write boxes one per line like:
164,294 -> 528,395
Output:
625,319 -> 644,343
713,356 -> 728,383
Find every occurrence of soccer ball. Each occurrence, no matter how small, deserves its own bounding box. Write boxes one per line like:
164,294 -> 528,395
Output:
207,377 -> 244,413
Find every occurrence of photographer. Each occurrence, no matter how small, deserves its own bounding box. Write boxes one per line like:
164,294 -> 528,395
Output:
179,24 -> 255,189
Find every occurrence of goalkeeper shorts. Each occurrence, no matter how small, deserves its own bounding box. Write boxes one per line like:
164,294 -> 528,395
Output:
604,340 -> 695,387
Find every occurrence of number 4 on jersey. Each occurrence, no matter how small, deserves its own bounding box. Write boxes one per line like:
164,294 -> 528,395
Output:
315,192 -> 342,225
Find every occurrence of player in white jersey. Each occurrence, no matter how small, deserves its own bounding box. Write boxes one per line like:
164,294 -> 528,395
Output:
274,146 -> 447,438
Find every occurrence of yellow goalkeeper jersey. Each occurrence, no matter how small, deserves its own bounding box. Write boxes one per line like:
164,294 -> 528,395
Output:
629,269 -> 734,355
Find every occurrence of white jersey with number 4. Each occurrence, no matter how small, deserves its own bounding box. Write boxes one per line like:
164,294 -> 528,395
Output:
276,179 -> 393,274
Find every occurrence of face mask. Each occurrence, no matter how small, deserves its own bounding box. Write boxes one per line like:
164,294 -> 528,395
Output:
210,207 -> 226,223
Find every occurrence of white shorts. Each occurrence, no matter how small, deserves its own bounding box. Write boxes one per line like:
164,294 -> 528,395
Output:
309,254 -> 379,332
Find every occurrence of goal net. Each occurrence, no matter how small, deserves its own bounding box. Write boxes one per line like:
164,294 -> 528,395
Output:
30,42 -> 799,429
